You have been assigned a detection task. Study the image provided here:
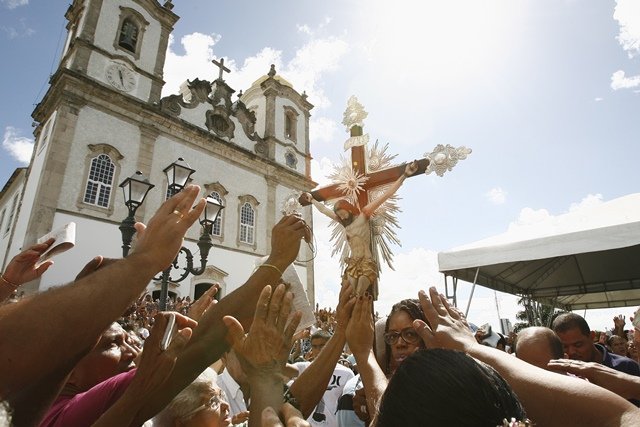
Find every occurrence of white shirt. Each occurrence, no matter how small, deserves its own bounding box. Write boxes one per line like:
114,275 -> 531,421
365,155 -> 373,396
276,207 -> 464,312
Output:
217,368 -> 248,417
294,362 -> 355,427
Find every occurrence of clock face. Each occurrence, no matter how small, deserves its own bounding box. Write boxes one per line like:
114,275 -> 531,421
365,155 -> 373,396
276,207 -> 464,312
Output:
105,63 -> 136,92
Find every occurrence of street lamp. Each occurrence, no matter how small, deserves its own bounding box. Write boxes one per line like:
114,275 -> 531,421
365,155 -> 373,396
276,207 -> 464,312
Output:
155,193 -> 224,309
163,157 -> 195,196
119,171 -> 154,257
118,160 -> 225,310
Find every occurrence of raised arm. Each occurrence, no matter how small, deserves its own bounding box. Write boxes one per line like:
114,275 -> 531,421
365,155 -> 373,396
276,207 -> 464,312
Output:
223,284 -> 301,427
132,214 -> 309,424
301,192 -> 339,222
288,279 -> 355,417
346,295 -> 387,420
0,238 -> 54,302
0,185 -> 205,424
414,287 -> 640,427
361,161 -> 418,218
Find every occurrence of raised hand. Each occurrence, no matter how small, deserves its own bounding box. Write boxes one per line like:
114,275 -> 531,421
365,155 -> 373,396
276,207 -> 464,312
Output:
346,294 -> 374,360
223,284 -> 302,376
414,287 -> 477,352
334,278 -> 357,335
187,284 -> 219,321
130,185 -> 205,273
266,215 -> 309,270
2,238 -> 55,287
74,256 -> 118,281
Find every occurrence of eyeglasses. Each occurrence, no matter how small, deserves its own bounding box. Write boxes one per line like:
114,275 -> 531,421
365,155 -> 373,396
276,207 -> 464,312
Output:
383,327 -> 421,345
181,390 -> 228,419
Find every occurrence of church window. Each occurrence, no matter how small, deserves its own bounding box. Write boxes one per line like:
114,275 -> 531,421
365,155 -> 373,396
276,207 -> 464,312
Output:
210,191 -> 223,237
285,151 -> 297,169
118,18 -> 139,53
284,107 -> 298,143
239,202 -> 255,244
113,7 -> 149,59
5,194 -> 19,234
83,154 -> 115,208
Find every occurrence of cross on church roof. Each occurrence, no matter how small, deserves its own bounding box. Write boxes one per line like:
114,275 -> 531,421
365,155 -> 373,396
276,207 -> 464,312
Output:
211,57 -> 231,81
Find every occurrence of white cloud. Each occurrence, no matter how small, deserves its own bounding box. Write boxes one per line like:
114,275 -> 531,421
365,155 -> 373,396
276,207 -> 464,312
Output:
2,127 -> 33,164
1,18 -> 35,39
611,70 -> 640,90
594,97 -> 603,102
508,207 -> 551,230
485,187 -> 507,204
309,117 -> 338,146
163,32 -> 348,110
613,0 -> 640,58
1,0 -> 28,9
569,193 -> 603,212
296,24 -> 312,35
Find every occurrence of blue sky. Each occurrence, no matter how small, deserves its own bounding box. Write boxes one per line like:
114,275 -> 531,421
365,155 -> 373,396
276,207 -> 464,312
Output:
1,0 -> 639,331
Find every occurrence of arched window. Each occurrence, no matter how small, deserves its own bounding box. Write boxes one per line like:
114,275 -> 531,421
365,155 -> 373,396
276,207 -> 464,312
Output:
239,202 -> 255,244
113,7 -> 149,59
284,107 -> 298,143
210,191 -> 223,236
83,154 -> 115,208
118,18 -> 138,53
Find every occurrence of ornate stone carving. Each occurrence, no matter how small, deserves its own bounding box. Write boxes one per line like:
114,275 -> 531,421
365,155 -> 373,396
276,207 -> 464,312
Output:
424,144 -> 472,177
342,95 -> 368,130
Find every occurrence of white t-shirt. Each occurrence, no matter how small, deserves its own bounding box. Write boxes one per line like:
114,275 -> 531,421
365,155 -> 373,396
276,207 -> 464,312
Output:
293,362 -> 355,427
217,368 -> 248,417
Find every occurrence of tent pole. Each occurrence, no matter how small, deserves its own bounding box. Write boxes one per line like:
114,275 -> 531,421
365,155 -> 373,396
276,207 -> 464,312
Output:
464,267 -> 480,318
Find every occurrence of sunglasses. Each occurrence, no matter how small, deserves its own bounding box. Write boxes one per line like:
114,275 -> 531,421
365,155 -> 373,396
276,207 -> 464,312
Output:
384,327 -> 421,345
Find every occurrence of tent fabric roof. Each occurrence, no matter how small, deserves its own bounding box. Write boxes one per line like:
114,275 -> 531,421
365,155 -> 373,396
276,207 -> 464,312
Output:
438,193 -> 640,310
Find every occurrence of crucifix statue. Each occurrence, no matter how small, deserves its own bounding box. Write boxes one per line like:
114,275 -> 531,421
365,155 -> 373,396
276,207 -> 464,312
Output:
211,57 -> 231,81
299,96 -> 471,299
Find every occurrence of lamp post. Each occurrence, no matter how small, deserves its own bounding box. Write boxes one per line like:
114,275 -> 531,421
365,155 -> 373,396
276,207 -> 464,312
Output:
118,160 -> 224,310
119,171 -> 154,257
155,194 -> 224,310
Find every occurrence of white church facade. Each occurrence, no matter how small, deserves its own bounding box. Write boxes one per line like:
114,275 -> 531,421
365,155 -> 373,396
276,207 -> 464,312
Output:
0,0 -> 316,302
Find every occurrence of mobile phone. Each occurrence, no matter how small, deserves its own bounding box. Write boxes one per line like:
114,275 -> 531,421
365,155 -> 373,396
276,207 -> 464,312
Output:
161,313 -> 177,351
633,308 -> 640,331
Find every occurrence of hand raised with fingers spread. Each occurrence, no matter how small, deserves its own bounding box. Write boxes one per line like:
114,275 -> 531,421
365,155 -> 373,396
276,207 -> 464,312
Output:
130,185 -> 205,273
223,283 -> 302,376
2,238 -> 56,286
413,287 -> 477,352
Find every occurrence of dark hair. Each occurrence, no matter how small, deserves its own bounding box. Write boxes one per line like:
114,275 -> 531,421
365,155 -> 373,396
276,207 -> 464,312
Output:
551,313 -> 591,336
384,299 -> 427,373
377,349 -> 527,427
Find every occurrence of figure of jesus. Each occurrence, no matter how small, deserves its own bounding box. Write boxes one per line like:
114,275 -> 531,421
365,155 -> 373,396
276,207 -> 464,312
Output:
302,161 -> 419,296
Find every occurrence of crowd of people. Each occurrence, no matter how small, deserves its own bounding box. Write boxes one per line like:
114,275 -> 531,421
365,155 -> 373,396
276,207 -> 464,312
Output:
1,185 -> 639,426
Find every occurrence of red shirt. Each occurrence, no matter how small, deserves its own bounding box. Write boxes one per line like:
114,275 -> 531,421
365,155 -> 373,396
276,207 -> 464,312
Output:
39,369 -> 136,427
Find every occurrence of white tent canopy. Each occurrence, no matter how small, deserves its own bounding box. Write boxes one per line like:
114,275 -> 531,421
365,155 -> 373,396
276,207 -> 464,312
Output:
438,193 -> 640,310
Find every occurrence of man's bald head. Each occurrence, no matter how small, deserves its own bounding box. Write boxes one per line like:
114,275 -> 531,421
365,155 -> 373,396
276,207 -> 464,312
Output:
515,327 -> 564,370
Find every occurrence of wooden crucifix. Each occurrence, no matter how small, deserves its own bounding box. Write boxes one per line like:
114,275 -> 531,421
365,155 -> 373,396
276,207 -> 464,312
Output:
211,57 -> 230,81
299,96 -> 429,299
